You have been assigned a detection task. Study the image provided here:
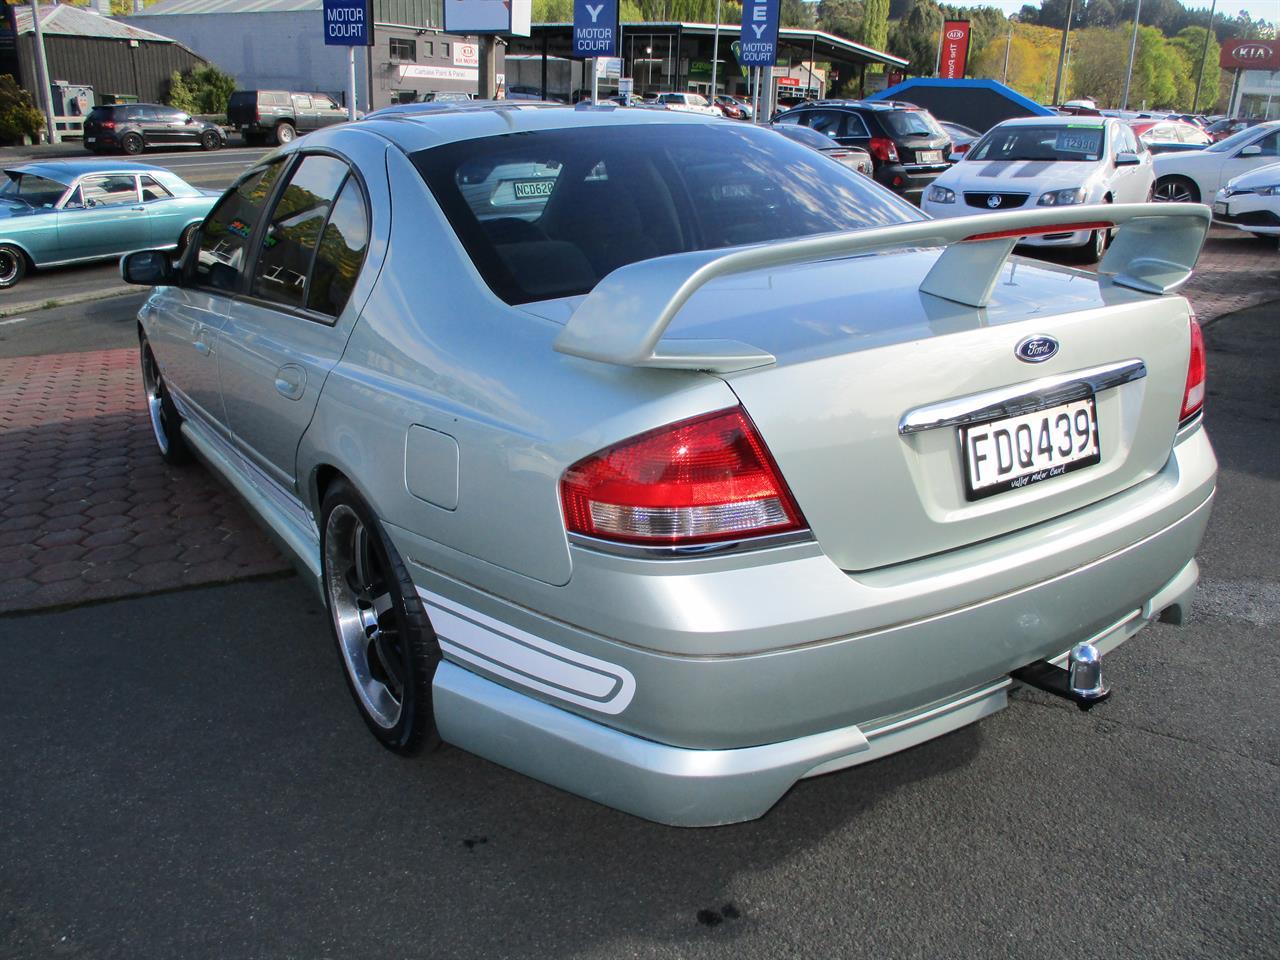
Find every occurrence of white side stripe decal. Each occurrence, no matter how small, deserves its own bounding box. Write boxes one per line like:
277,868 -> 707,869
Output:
419,589 -> 636,715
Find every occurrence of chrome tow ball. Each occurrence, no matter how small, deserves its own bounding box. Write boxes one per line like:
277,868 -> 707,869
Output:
1011,642 -> 1112,712
1068,642 -> 1109,703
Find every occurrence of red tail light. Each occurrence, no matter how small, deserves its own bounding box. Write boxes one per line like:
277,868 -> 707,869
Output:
953,142 -> 970,154
868,136 -> 899,163
101,120 -> 115,130
1180,318 -> 1206,423
560,408 -> 805,546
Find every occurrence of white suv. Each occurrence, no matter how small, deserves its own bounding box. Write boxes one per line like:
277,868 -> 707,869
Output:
655,92 -> 720,117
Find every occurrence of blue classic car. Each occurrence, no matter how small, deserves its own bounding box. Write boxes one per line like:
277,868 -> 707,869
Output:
0,160 -> 218,290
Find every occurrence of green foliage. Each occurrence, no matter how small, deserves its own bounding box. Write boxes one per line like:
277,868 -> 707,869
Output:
1170,25 -> 1218,110
817,0 -> 863,41
167,65 -> 237,116
0,73 -> 46,146
888,0 -> 940,74
859,0 -> 889,61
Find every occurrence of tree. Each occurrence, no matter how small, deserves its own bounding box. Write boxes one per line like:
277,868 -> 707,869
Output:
166,70 -> 198,114
888,0 -> 940,75
859,0 -> 889,58
1170,25 -> 1218,111
780,0 -> 815,28
0,73 -> 43,145
818,0 -> 863,41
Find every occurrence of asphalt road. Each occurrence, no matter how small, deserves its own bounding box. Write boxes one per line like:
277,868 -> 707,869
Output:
0,296 -> 1276,959
0,147 -> 270,311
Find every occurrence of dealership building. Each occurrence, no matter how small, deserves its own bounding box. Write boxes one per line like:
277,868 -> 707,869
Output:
1222,38 -> 1280,121
123,0 -> 483,109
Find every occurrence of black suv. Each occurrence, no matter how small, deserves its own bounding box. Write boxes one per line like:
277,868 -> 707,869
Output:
83,103 -> 225,155
227,90 -> 349,146
773,100 -> 951,201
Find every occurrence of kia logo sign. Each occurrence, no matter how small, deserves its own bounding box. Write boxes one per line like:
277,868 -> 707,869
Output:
1234,44 -> 1269,59
946,29 -> 965,39
1220,39 -> 1279,69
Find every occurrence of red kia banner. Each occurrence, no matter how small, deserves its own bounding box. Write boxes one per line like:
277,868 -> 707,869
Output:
1219,39 -> 1280,71
939,20 -> 971,80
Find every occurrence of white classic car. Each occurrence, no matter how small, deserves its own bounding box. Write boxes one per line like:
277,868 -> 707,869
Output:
1213,160 -> 1280,239
1153,120 -> 1280,205
921,116 -> 1155,263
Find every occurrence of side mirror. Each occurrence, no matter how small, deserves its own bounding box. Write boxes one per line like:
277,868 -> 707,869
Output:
1239,144 -> 1262,156
1115,152 -> 1141,166
121,250 -> 178,286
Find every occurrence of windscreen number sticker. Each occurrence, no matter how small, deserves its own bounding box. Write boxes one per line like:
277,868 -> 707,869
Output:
512,179 -> 555,200
1055,132 -> 1101,153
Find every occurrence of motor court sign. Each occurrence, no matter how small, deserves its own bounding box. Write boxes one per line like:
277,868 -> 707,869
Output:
738,0 -> 780,67
573,0 -> 618,58
323,0 -> 371,45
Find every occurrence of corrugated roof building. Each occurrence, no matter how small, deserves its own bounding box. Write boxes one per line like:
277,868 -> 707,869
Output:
0,4 -> 210,111
123,0 -> 477,110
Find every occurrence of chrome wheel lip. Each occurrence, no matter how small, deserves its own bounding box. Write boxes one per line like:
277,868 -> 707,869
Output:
0,252 -> 18,286
141,351 -> 170,456
324,504 -> 403,730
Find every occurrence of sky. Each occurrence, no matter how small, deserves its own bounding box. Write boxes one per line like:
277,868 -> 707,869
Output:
957,0 -> 1278,18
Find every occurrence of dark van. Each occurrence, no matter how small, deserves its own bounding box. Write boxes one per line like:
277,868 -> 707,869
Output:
227,90 -> 349,145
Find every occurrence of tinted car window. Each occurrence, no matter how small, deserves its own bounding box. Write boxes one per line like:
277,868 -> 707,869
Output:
191,161 -> 286,291
880,109 -> 945,138
251,155 -> 349,311
803,111 -> 848,138
414,123 -> 924,305
308,178 -> 370,316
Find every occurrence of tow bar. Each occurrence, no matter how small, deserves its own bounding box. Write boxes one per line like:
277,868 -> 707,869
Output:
1011,642 -> 1111,712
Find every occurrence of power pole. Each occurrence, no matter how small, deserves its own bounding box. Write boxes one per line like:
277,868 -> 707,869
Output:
28,0 -> 58,144
1191,0 -> 1217,113
1002,28 -> 1012,85
1121,0 -> 1143,110
710,0 -> 721,97
1051,0 -> 1075,105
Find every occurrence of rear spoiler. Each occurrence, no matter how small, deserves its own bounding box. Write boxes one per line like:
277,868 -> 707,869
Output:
552,202 -> 1210,373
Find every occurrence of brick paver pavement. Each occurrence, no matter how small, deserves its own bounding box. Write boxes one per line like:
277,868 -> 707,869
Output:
0,348 -> 288,614
0,230 -> 1274,616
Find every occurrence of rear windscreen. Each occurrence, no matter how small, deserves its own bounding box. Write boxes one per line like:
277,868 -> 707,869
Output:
412,122 -> 923,305
881,110 -> 945,139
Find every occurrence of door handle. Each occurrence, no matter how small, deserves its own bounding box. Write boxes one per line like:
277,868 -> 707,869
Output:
193,339 -> 211,356
274,364 -> 306,401
131,206 -> 145,212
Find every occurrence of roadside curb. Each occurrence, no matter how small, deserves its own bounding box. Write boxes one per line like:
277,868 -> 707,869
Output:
0,284 -> 135,319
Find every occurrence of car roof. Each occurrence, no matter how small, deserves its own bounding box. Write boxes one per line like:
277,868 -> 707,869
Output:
993,115 -> 1111,128
344,102 -> 727,154
3,159 -> 165,181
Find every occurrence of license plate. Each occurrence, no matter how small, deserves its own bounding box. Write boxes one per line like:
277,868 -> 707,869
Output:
962,397 -> 1100,501
512,179 -> 555,200
920,150 -> 942,164
85,137 -> 96,143
1213,201 -> 1228,215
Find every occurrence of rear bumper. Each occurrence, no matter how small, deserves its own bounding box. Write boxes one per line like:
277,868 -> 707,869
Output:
433,548 -> 1205,827
417,424 -> 1216,825
877,163 -> 947,199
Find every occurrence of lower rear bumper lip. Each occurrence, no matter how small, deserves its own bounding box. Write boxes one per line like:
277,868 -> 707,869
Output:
431,546 -> 1207,827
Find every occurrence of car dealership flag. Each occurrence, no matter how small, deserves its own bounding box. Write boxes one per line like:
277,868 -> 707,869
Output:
573,0 -> 618,58
738,0 -> 780,67
939,20 -> 971,80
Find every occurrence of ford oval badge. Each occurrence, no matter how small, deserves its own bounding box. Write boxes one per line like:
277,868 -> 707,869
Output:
1016,335 -> 1059,363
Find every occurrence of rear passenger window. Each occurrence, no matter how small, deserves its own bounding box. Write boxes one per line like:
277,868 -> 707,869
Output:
249,154 -> 369,317
191,160 -> 286,292
307,178 -> 370,316
140,175 -> 172,201
803,111 -> 846,138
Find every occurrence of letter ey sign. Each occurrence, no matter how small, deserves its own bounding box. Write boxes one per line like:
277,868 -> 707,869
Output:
939,20 -> 970,79
738,0 -> 780,67
574,0 -> 618,58
324,0 -> 372,46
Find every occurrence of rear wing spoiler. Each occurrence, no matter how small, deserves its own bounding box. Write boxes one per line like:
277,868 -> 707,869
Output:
552,202 -> 1210,373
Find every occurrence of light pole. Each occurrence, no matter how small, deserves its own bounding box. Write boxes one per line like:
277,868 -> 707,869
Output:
1121,0 -> 1143,110
710,0 -> 721,98
1002,27 -> 1012,84
1192,0 -> 1218,113
1051,0 -> 1076,105
28,0 -> 58,144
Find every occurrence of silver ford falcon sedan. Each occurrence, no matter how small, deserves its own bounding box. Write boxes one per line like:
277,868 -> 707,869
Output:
124,104 -> 1216,826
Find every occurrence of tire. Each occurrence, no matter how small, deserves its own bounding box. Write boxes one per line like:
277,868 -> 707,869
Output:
0,244 -> 27,289
1153,175 -> 1199,204
200,130 -> 221,151
320,479 -> 441,754
121,133 -> 144,156
178,222 -> 200,258
274,122 -> 296,146
139,341 -> 191,465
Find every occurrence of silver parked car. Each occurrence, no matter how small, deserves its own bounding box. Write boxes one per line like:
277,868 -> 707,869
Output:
124,105 -> 1216,827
